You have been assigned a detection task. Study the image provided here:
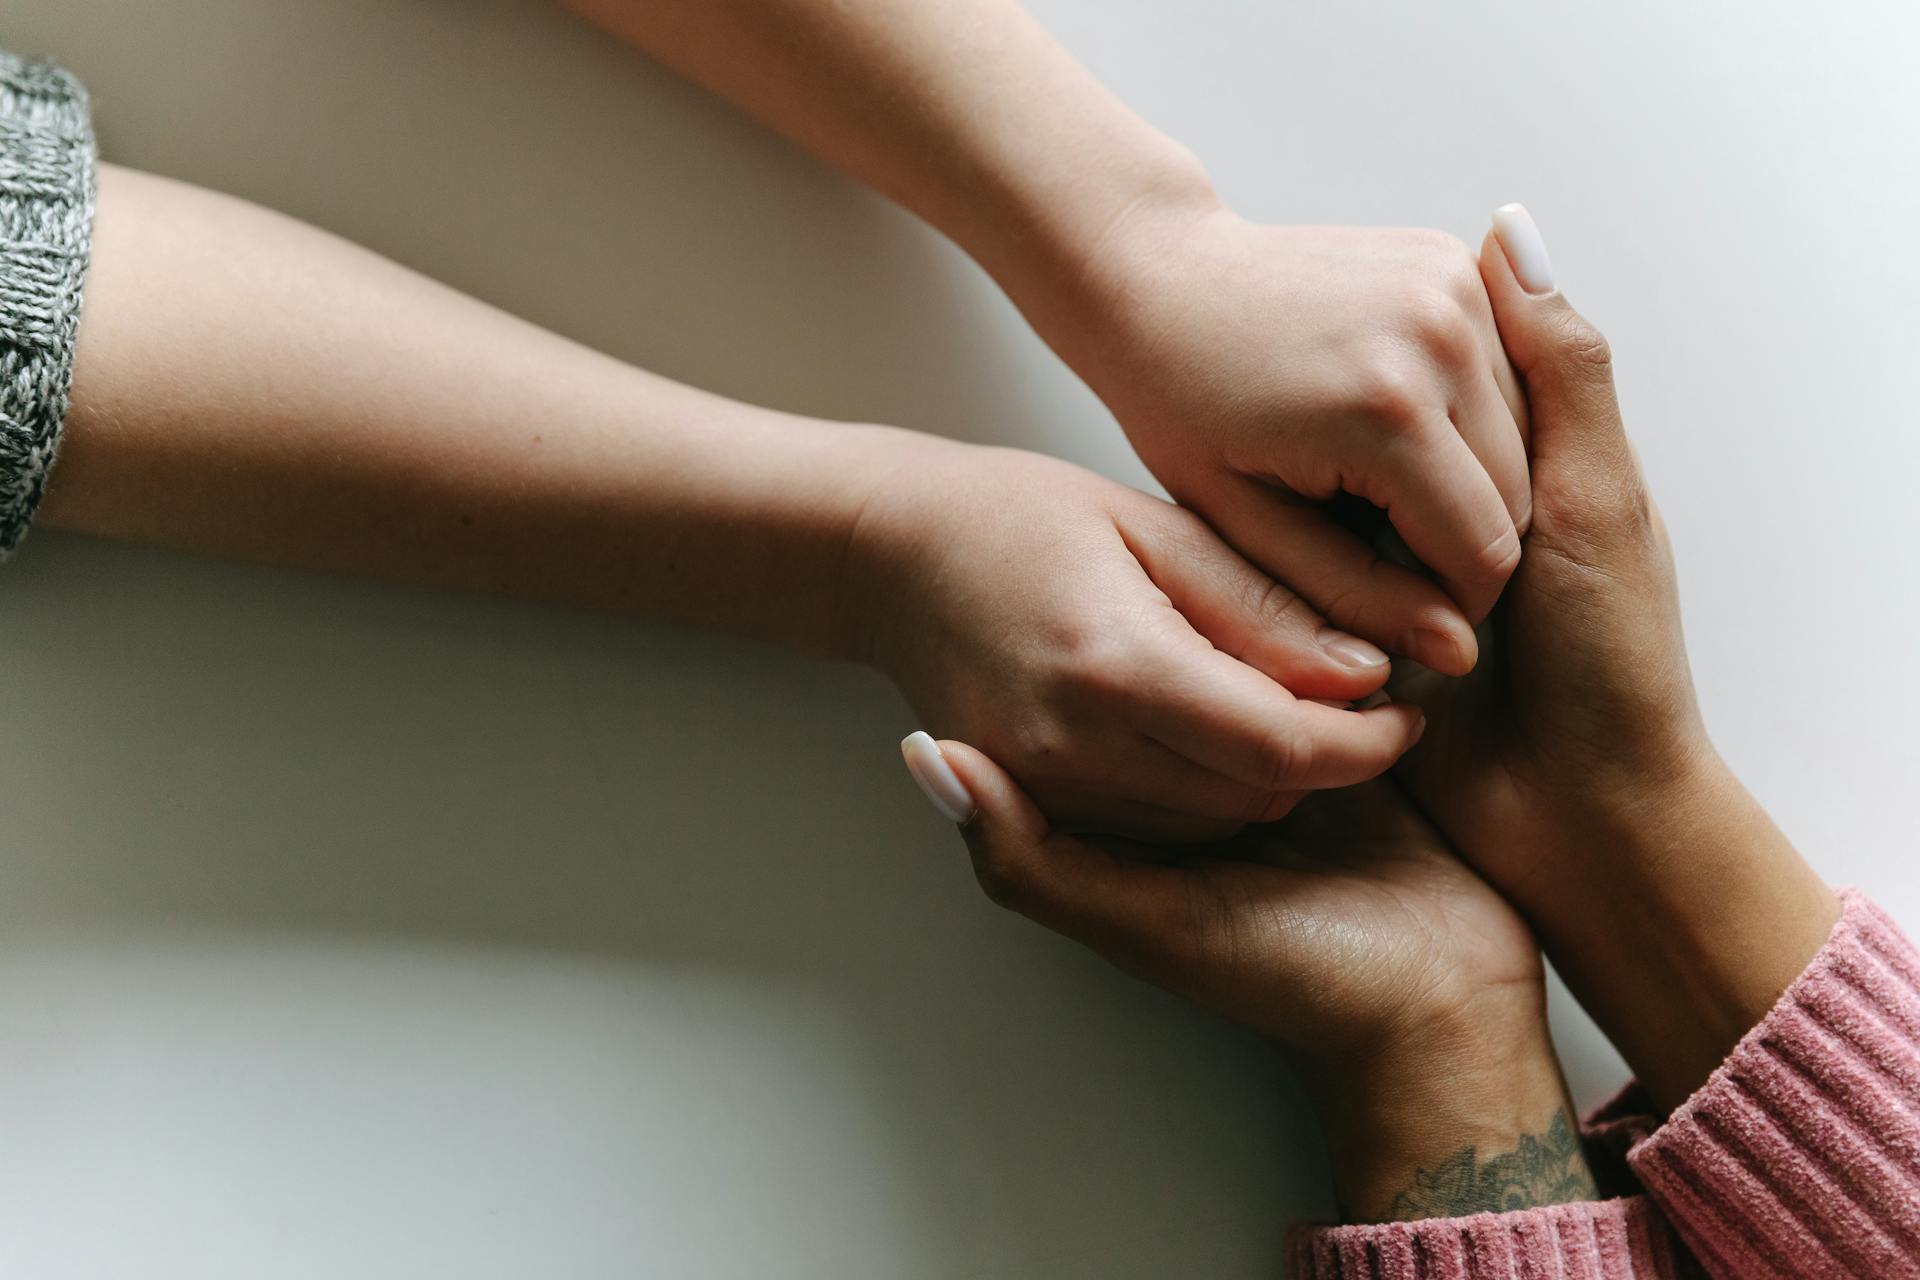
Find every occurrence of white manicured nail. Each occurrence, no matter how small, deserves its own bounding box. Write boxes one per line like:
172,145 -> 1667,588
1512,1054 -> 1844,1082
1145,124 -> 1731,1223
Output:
901,731 -> 976,823
1493,203 -> 1556,294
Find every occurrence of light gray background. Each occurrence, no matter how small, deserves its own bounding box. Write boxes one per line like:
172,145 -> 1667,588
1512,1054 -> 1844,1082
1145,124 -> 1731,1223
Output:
5,2 -> 1917,1276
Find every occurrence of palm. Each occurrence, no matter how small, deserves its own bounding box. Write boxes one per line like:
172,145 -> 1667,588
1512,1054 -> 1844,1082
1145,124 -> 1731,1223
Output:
1154,780 -> 1539,1056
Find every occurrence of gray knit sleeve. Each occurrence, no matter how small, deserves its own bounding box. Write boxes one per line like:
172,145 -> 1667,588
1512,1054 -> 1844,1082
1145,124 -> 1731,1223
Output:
0,52 -> 95,558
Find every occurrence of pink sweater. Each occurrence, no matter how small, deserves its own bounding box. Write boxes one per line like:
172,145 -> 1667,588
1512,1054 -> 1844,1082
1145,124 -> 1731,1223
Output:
1288,890 -> 1920,1278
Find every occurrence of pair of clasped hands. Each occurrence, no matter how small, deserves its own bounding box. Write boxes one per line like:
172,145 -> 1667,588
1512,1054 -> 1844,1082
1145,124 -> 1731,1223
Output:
890,203 -> 1837,1217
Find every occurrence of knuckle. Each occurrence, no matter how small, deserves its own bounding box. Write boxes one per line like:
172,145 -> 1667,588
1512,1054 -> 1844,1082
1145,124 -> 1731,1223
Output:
1443,239 -> 1490,301
1551,313 -> 1614,372
1251,725 -> 1309,791
1410,227 -> 1474,262
1156,502 -> 1220,554
1008,716 -> 1073,768
1647,496 -> 1673,556
1309,576 -> 1372,632
1612,472 -> 1659,544
1413,229 -> 1485,293
970,850 -> 1029,911
1510,486 -> 1536,538
1406,293 -> 1480,367
1469,522 -> 1524,584
1538,465 -> 1658,563
1036,623 -> 1117,695
1354,362 -> 1430,431
1060,645 -> 1134,703
1244,576 -> 1315,636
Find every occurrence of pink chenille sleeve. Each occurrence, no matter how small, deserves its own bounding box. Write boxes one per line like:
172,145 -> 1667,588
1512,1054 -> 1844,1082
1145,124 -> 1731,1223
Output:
1287,890 -> 1920,1279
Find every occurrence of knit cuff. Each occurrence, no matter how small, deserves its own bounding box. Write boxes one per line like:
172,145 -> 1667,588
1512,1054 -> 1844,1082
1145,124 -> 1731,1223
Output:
1627,888 -> 1920,1279
1286,1196 -> 1701,1279
0,51 -> 95,557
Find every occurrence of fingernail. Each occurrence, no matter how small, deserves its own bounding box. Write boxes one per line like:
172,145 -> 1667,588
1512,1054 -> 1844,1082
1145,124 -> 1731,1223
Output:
1353,688 -> 1393,711
1492,203 -> 1555,294
901,730 -> 976,823
1316,626 -> 1388,670
1409,713 -> 1428,747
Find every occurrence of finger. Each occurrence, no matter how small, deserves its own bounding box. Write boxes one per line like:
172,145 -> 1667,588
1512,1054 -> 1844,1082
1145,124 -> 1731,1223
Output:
1481,207 -> 1631,476
1126,646 -> 1426,792
1008,735 -> 1299,839
1461,276 -> 1533,453
1451,366 -> 1533,537
1118,735 -> 1303,826
1480,207 -> 1649,553
1122,502 -> 1390,702
1056,801 -> 1250,846
920,736 -> 1204,978
1191,477 -> 1478,676
1356,421 -> 1521,626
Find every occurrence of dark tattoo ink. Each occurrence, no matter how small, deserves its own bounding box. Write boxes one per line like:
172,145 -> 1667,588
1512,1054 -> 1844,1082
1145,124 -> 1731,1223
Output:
1384,1109 -> 1599,1221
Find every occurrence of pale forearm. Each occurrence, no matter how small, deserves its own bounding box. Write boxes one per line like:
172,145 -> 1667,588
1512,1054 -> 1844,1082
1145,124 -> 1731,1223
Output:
46,165 -> 919,657
559,0 -> 1216,345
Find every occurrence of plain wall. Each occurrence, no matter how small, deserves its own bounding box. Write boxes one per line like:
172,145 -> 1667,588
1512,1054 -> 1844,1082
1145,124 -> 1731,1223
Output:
3,2 -> 1917,1275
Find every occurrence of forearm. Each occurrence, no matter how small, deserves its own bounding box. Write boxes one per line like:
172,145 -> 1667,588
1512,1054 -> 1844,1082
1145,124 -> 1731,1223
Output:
45,165 -> 921,657
1301,991 -> 1596,1223
558,0 -> 1216,350
1528,756 -> 1840,1112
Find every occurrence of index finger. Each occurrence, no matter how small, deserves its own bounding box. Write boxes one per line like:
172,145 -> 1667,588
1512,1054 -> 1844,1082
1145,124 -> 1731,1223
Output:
1125,642 -> 1425,793
1357,422 -> 1522,625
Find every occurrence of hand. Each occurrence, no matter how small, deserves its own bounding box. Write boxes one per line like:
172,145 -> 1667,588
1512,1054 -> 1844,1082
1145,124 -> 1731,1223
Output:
1392,205 -> 1838,1107
948,763 -> 1536,1056
1048,202 -> 1532,676
1389,205 -> 1705,902
845,439 -> 1423,840
902,739 -> 1592,1221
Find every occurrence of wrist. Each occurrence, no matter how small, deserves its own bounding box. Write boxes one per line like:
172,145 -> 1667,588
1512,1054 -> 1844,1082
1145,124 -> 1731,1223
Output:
826,430 -> 977,674
1525,752 -> 1840,1110
1300,987 -> 1595,1223
980,133 -> 1223,375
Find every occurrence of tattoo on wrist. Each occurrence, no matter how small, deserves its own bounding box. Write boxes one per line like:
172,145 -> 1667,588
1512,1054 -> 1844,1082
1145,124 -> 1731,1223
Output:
1381,1110 -> 1598,1222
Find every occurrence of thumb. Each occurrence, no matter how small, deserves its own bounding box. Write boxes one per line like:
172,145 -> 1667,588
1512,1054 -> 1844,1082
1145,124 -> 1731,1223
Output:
1479,205 -> 1646,543
899,732 -> 1193,978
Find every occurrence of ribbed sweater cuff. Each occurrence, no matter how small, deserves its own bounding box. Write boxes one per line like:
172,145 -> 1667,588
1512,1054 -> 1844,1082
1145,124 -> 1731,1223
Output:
0,51 -> 95,556
1627,888 -> 1920,1278
1286,1196 -> 1700,1279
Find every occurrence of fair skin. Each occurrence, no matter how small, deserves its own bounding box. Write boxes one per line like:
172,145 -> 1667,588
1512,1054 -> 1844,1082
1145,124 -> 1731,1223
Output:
559,0 -> 1531,674
48,1 -> 1539,835
45,166 -> 1420,842
908,209 -> 1842,1213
